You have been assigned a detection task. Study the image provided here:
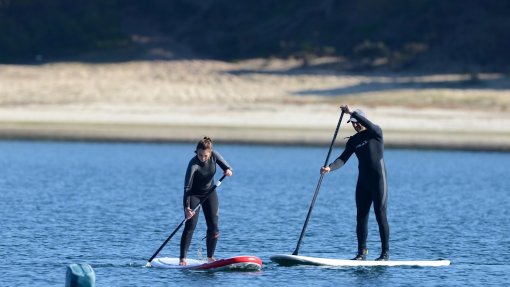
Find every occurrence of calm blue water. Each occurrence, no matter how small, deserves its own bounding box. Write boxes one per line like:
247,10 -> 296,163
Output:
1,141 -> 509,286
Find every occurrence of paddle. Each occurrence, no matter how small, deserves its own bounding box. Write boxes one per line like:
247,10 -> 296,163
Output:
292,110 -> 345,255
145,174 -> 227,267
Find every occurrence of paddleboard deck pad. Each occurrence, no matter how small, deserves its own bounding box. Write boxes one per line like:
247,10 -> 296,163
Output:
151,255 -> 262,271
270,254 -> 450,267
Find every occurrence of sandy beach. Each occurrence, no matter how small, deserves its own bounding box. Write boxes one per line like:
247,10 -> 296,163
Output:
1,59 -> 510,150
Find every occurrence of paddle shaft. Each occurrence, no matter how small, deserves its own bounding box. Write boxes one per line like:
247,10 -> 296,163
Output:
147,174 -> 227,265
293,110 -> 344,255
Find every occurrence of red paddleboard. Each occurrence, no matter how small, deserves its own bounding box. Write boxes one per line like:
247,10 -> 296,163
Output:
150,255 -> 262,271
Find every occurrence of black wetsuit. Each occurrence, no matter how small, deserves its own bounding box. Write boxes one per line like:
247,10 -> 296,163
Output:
335,111 -> 389,253
180,150 -> 232,259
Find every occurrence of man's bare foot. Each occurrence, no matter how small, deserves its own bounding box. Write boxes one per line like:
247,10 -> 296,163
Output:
179,258 -> 187,266
207,257 -> 216,263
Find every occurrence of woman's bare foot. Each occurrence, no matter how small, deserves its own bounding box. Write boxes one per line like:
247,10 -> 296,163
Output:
207,257 -> 216,263
179,258 -> 187,266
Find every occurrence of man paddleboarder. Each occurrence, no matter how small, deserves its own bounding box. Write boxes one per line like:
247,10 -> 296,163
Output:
321,105 -> 390,261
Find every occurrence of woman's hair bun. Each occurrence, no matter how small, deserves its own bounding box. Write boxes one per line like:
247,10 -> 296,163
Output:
196,136 -> 213,151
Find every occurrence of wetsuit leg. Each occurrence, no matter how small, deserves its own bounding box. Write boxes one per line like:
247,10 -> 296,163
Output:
180,195 -> 201,259
355,183 -> 372,251
372,174 -> 390,253
201,190 -> 219,258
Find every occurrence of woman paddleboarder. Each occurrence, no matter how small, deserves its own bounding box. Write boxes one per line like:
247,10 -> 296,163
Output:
179,137 -> 233,266
321,105 -> 390,261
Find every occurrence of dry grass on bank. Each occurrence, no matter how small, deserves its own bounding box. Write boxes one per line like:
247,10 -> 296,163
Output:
1,59 -> 509,111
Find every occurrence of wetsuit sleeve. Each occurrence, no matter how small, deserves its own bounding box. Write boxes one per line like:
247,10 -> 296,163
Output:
338,137 -> 356,164
350,111 -> 383,139
328,157 -> 345,171
183,161 -> 197,208
212,150 -> 233,172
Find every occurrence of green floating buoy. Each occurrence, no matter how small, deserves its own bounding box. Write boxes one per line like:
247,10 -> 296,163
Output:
65,264 -> 95,287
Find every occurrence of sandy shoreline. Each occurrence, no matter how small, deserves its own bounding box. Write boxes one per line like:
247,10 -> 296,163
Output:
1,104 -> 509,151
1,60 -> 510,151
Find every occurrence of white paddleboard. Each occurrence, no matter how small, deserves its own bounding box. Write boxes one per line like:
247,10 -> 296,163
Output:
150,255 -> 262,271
270,254 -> 451,267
